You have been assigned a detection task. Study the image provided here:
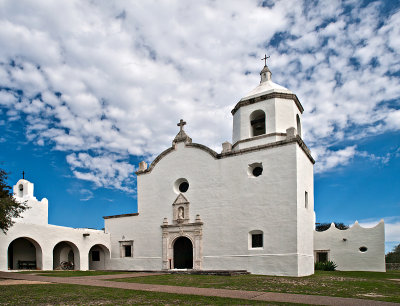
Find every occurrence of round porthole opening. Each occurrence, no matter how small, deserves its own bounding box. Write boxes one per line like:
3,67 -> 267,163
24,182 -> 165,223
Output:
248,163 -> 263,177
252,167 -> 263,177
179,181 -> 189,193
174,178 -> 189,194
359,246 -> 368,252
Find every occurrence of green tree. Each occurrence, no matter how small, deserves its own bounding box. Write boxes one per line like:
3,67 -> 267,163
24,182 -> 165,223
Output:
385,244 -> 400,263
0,168 -> 28,234
315,222 -> 349,232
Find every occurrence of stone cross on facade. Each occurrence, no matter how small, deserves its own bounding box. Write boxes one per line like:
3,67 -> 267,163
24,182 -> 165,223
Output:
177,119 -> 186,132
261,54 -> 270,66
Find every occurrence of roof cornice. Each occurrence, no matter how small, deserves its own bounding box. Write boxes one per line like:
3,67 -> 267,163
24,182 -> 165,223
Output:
231,92 -> 304,115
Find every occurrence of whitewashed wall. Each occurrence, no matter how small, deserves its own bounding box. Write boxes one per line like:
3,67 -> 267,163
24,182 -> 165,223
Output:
314,221 -> 386,272
0,180 -> 111,271
106,136 -> 315,276
0,223 -> 111,271
13,179 -> 48,226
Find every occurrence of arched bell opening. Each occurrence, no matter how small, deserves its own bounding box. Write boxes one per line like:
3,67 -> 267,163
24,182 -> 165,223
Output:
7,237 -> 43,270
250,110 -> 266,137
173,236 -> 193,269
53,241 -> 80,270
296,114 -> 302,138
88,244 -> 110,270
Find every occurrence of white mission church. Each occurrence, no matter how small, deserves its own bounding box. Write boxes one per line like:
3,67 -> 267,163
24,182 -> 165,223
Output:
0,63 -> 386,276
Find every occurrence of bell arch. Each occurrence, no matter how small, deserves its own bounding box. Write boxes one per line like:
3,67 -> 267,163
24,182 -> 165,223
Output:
7,237 -> 43,270
296,114 -> 302,137
250,110 -> 266,137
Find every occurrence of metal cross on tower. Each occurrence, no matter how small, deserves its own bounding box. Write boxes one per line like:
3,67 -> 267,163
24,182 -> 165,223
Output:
261,54 -> 270,66
177,119 -> 186,132
22,171 -> 25,179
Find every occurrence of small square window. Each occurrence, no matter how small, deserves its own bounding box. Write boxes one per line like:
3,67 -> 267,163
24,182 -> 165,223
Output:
316,251 -> 328,262
91,250 -> 100,261
120,241 -> 133,258
252,234 -> 263,248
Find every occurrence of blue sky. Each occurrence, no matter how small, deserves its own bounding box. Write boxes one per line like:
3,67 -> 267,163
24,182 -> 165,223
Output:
0,0 -> 399,253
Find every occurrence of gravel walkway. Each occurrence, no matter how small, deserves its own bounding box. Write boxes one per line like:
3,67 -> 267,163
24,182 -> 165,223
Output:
0,271 -> 397,306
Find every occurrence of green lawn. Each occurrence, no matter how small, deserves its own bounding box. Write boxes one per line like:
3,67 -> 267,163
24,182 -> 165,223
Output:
0,284 -> 298,305
112,270 -> 400,303
18,270 -> 130,277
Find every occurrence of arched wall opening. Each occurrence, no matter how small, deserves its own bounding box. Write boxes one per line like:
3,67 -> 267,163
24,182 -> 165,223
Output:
18,184 -> 24,197
53,241 -> 80,270
7,237 -> 43,270
296,114 -> 302,137
88,244 -> 110,270
250,110 -> 266,137
173,236 -> 193,269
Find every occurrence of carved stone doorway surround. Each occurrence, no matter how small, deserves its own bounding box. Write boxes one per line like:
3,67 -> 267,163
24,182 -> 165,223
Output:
161,194 -> 203,270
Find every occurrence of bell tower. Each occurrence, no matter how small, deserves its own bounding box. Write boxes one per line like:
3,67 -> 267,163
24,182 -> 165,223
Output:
231,60 -> 304,151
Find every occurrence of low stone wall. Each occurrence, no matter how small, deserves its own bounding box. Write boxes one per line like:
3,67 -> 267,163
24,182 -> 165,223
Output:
386,263 -> 400,270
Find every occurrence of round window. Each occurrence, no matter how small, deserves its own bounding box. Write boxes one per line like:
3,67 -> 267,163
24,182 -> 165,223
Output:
359,246 -> 368,252
174,178 -> 189,194
179,181 -> 189,193
252,167 -> 263,177
248,163 -> 263,177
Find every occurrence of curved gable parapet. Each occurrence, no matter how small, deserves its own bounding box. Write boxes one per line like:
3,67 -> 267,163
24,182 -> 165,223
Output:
231,92 -> 304,116
185,143 -> 218,159
136,136 -> 314,176
136,143 -> 218,176
136,147 -> 175,175
315,219 -> 385,234
350,219 -> 385,230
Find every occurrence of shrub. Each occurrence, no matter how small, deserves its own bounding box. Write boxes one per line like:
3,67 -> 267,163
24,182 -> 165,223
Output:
315,261 -> 337,271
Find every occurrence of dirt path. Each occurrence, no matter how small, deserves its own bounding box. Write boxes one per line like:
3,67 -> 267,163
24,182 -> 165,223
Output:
0,271 -> 397,306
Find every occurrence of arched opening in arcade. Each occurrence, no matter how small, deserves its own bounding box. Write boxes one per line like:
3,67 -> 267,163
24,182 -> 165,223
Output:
53,241 -> 80,270
88,244 -> 110,270
173,236 -> 193,269
7,237 -> 43,270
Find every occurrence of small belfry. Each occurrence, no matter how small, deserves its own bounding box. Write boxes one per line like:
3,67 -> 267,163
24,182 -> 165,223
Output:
231,58 -> 304,150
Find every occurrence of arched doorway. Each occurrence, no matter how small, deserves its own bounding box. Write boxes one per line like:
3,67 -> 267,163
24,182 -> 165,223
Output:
53,241 -> 80,270
173,236 -> 193,269
7,237 -> 43,270
88,244 -> 110,270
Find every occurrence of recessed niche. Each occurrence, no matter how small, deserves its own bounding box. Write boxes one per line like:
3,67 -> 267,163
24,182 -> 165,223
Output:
174,178 -> 189,194
359,246 -> 368,253
248,163 -> 263,177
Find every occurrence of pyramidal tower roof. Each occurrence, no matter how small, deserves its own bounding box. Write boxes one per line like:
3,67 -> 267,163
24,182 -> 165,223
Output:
240,63 -> 292,102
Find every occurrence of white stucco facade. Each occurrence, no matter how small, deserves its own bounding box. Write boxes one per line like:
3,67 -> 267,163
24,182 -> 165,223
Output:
314,221 -> 386,272
0,180 -> 111,271
104,65 -> 316,276
0,64 -> 385,274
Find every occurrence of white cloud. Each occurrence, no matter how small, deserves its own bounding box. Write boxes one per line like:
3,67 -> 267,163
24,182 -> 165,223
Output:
0,0 -> 399,189
66,152 -> 135,192
313,146 -> 357,173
